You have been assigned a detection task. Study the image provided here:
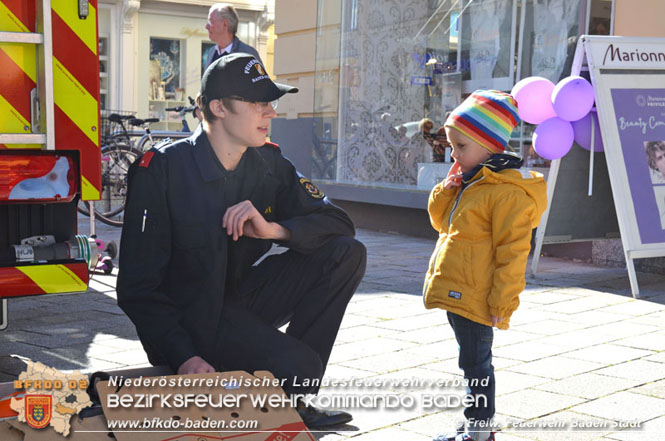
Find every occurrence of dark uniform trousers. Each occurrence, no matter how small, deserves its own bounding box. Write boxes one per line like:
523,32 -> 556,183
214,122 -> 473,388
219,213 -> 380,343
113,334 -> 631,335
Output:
218,236 -> 366,395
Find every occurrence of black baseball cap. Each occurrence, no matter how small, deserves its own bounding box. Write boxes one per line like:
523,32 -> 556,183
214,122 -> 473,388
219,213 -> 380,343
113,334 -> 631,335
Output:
201,52 -> 298,103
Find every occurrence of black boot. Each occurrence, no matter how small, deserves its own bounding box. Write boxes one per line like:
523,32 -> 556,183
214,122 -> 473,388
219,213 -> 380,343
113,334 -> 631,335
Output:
295,399 -> 353,429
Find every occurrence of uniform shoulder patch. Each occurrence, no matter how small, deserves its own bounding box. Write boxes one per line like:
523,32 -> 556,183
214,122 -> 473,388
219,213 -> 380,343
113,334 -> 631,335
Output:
299,177 -> 325,199
264,141 -> 280,149
139,151 -> 155,168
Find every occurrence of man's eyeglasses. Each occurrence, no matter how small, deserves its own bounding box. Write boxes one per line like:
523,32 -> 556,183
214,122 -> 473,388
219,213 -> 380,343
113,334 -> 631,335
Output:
228,96 -> 279,111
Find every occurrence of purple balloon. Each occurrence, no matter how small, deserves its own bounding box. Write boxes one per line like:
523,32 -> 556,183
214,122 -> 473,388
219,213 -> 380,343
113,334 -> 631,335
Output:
533,117 -> 574,160
572,112 -> 604,152
552,76 -> 595,122
511,76 -> 557,125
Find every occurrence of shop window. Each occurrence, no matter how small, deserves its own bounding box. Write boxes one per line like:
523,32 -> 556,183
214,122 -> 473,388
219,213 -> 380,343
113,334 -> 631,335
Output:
514,0 -> 585,171
317,0 -> 468,187
97,5 -> 112,110
312,0 -> 613,192
459,0 -> 517,93
149,38 -> 182,101
515,0 -> 613,169
518,0 -> 585,84
588,0 -> 612,35
99,35 -> 109,110
148,38 -> 185,131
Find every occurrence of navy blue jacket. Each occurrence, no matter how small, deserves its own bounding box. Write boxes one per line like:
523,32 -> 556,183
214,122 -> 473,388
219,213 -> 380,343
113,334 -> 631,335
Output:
117,126 -> 355,371
205,36 -> 262,69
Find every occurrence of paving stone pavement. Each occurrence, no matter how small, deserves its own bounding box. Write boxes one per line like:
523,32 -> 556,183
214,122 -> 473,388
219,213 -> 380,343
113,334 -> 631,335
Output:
1,215 -> 665,440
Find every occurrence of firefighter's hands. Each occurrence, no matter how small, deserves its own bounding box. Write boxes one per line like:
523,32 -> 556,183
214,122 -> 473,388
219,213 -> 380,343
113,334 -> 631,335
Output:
178,356 -> 215,374
222,200 -> 291,242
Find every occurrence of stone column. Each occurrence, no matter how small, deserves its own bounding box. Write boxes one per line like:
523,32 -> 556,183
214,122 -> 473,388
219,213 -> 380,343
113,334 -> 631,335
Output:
256,6 -> 273,67
119,0 -> 140,112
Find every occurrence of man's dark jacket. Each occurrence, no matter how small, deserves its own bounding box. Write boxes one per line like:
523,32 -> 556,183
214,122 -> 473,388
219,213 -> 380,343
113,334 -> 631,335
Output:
205,36 -> 262,69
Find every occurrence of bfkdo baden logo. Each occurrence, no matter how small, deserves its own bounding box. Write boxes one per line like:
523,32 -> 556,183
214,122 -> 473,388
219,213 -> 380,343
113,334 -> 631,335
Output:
25,395 -> 52,429
10,361 -> 93,437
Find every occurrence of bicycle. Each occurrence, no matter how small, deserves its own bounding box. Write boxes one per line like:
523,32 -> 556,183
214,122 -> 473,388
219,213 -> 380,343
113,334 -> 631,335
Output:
77,144 -> 141,227
165,97 -> 199,133
79,107 -> 196,227
78,116 -> 158,227
99,110 -> 145,147
132,104 -> 197,153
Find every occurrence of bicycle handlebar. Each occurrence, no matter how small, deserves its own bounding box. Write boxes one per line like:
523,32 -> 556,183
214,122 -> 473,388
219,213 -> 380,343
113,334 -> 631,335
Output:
166,105 -> 197,113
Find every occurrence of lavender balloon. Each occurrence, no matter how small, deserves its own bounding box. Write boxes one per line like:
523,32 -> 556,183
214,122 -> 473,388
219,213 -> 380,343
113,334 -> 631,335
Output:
552,76 -> 595,122
572,112 -> 604,152
511,77 -> 557,125
533,117 -> 574,160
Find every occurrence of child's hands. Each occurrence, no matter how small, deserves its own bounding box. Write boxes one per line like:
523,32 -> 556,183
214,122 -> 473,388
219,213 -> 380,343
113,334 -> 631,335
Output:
491,316 -> 504,327
444,162 -> 463,189
444,172 -> 463,189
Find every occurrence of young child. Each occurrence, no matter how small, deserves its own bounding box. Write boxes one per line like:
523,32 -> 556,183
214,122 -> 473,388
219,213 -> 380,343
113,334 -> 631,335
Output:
423,90 -> 547,441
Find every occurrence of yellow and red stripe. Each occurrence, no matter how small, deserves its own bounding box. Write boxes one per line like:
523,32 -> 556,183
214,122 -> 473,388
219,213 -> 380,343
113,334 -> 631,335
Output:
0,0 -> 101,198
0,0 -> 35,32
0,263 -> 89,297
0,0 -> 38,149
52,0 -> 101,200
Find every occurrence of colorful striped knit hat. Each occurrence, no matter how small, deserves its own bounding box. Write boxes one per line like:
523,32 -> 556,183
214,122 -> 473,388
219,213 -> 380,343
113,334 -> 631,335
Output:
444,90 -> 520,153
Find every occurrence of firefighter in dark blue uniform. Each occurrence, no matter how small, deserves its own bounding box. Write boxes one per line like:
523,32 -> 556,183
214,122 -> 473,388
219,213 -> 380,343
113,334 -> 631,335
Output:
117,53 -> 366,428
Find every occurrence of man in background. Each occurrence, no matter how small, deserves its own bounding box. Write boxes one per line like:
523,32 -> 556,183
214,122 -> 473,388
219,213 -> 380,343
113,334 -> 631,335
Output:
205,3 -> 262,69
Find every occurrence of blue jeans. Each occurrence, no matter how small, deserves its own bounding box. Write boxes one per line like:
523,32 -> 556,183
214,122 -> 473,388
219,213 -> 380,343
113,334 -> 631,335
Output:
447,312 -> 495,425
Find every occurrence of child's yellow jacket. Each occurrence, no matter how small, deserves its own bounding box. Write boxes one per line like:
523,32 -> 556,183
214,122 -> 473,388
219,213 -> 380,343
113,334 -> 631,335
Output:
423,166 -> 547,330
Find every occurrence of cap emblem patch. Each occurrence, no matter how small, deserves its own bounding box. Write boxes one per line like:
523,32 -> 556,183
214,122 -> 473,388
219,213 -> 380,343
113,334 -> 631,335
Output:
244,59 -> 270,83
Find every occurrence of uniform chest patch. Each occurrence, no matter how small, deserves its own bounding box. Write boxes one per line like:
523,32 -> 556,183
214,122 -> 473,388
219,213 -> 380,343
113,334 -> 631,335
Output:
448,290 -> 462,300
300,178 -> 324,199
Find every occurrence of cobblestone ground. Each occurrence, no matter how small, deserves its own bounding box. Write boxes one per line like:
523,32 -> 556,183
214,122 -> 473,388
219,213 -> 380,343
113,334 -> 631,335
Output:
1,216 -> 664,440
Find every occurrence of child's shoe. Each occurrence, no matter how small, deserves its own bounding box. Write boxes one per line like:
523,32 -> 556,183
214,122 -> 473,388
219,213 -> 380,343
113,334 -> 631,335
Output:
432,432 -> 495,441
431,424 -> 464,441
467,426 -> 497,441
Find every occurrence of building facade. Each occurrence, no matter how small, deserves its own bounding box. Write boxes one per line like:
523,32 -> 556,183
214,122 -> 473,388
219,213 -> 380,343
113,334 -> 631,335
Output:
98,0 -> 274,130
272,0 -> 665,270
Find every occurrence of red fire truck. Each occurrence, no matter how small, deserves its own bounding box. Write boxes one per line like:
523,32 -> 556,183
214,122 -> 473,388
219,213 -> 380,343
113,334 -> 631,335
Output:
0,0 -> 102,329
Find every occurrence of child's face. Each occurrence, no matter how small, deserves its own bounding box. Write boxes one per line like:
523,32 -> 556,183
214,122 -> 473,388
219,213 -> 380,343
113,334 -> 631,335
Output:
445,127 -> 492,173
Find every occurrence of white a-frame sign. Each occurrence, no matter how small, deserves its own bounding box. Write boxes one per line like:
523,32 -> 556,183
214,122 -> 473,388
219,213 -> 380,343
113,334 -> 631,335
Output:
532,35 -> 665,298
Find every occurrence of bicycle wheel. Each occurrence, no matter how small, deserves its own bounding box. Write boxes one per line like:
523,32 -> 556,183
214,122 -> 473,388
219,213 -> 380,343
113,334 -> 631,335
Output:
78,143 -> 141,227
77,200 -> 125,227
77,198 -> 91,216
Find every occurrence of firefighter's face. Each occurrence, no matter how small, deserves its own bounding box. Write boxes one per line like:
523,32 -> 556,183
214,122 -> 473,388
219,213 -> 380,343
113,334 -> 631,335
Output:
218,99 -> 277,148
